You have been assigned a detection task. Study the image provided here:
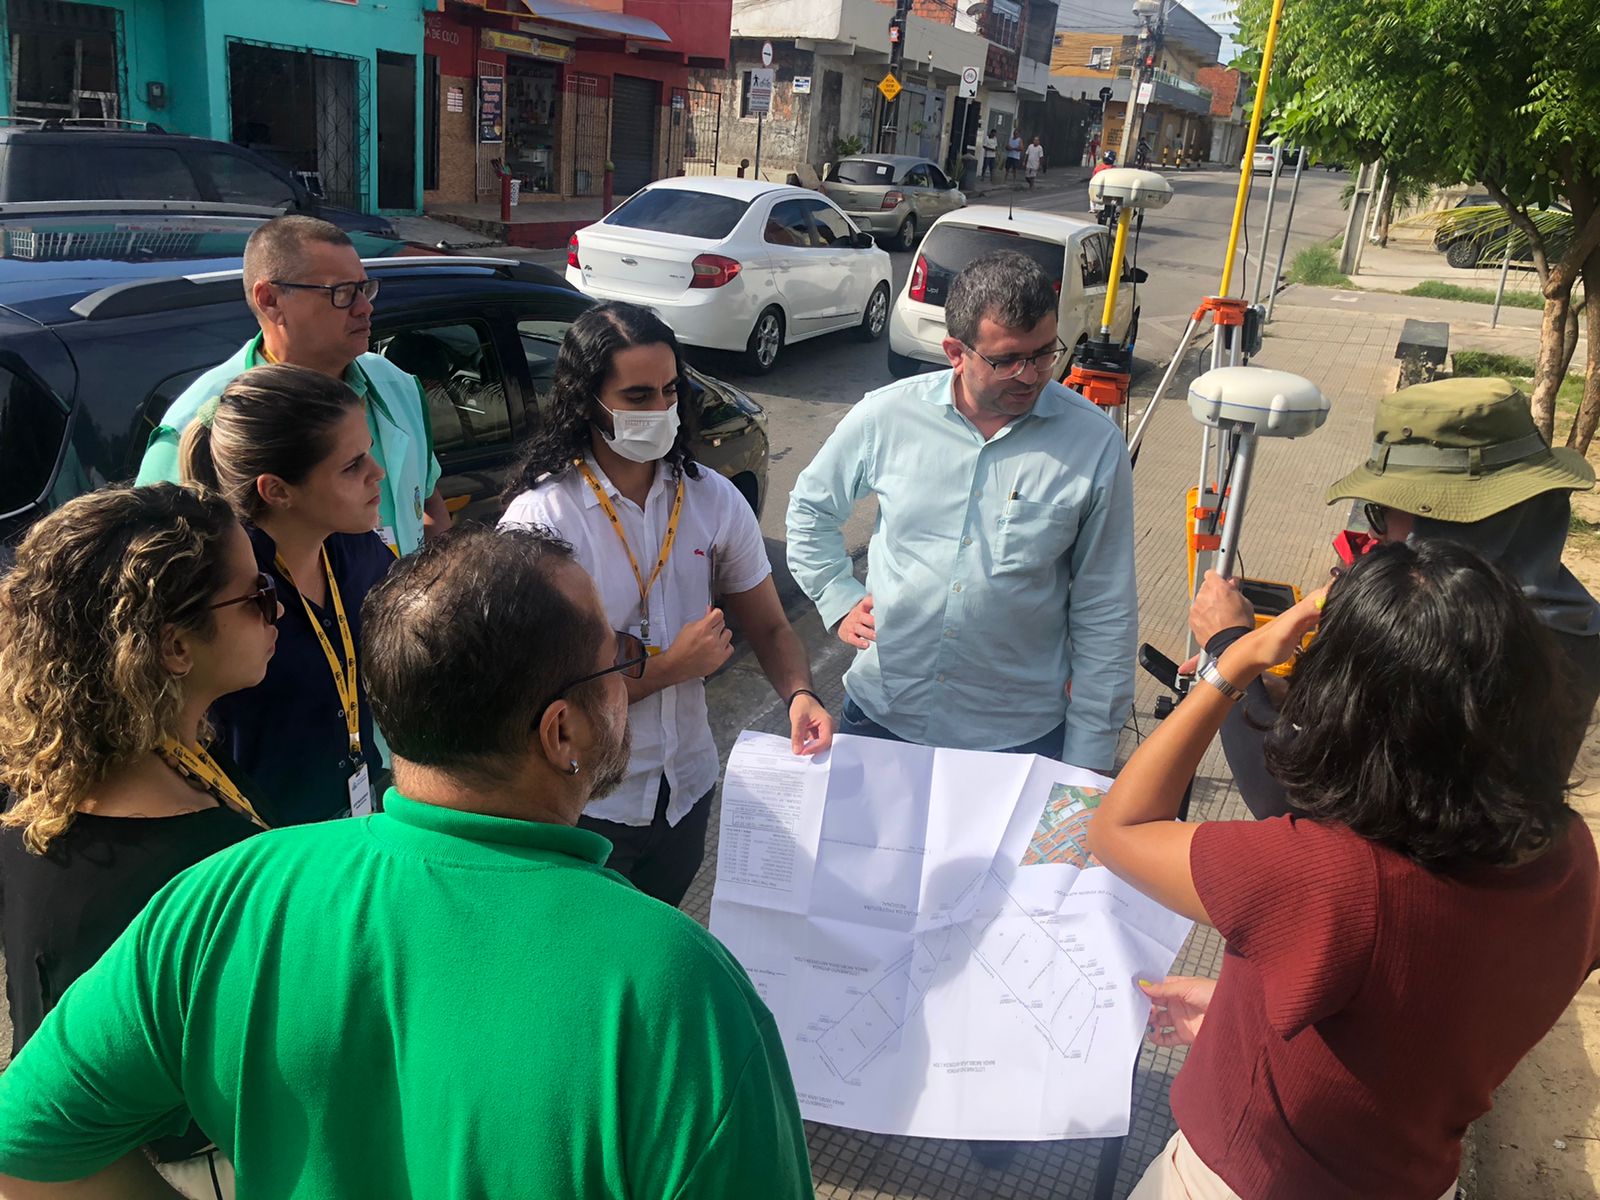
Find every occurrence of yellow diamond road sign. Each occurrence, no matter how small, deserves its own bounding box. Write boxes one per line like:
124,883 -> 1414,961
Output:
877,73 -> 902,102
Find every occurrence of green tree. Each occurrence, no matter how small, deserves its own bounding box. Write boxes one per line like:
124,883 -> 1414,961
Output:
1234,0 -> 1600,451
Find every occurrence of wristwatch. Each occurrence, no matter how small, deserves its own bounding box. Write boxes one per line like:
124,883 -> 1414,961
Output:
1198,657 -> 1246,703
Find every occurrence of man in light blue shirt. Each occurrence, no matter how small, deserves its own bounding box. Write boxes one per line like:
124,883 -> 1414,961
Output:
787,251 -> 1136,772
136,215 -> 448,555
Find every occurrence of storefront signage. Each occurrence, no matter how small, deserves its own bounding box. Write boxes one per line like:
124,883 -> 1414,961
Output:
481,29 -> 575,63
478,76 -> 505,144
447,86 -> 465,113
792,75 -> 812,94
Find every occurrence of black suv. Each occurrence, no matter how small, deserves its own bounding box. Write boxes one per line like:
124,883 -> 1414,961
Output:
0,121 -> 395,237
0,212 -> 770,553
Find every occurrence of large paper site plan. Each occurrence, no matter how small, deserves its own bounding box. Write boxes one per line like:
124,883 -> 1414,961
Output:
709,731 -> 1193,1141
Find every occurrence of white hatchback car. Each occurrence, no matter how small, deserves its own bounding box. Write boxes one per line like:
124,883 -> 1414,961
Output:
567,177 -> 894,374
886,206 -> 1139,378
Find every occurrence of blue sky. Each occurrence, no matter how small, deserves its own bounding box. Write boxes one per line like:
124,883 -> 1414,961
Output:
1188,0 -> 1240,61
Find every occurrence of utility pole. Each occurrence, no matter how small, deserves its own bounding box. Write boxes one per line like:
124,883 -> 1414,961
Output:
1118,0 -> 1165,163
879,0 -> 910,154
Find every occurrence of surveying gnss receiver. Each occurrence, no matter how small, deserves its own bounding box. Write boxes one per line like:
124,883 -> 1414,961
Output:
1066,168 -> 1172,431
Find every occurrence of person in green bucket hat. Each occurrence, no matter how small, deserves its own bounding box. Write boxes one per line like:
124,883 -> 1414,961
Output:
1189,375 -> 1600,819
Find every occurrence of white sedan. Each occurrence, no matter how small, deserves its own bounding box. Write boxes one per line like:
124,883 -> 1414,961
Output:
566,177 -> 894,374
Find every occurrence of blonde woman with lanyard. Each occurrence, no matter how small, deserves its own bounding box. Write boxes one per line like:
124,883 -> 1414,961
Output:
0,483 -> 276,1198
182,364 -> 394,826
501,302 -> 833,907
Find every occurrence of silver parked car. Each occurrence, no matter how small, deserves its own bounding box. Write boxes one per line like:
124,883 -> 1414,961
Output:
822,155 -> 965,252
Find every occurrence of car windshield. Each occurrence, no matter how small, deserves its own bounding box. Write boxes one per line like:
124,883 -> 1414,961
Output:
606,189 -> 749,239
917,226 -> 1065,307
827,160 -> 896,186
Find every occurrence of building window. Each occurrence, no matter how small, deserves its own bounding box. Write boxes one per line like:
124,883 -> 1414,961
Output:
1088,46 -> 1112,69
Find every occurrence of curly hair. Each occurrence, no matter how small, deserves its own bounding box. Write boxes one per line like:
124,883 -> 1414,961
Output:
502,301 -> 700,501
0,484 -> 237,853
1264,540 -> 1581,872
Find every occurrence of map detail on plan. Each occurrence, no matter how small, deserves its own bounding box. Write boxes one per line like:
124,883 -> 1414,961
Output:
709,732 -> 1193,1141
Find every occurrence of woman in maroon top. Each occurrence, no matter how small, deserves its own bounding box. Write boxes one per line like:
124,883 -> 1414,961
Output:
1088,541 -> 1600,1200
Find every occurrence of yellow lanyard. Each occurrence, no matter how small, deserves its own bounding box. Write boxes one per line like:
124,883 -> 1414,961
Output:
576,460 -> 684,645
275,546 -> 363,761
159,738 -> 267,828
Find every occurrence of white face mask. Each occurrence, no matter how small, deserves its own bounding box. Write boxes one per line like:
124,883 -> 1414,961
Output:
598,402 -> 681,463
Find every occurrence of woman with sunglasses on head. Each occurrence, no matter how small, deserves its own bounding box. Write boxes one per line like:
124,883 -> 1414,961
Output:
182,363 -> 395,826
1089,541 -> 1600,1200
500,302 -> 833,907
0,483 -> 278,1194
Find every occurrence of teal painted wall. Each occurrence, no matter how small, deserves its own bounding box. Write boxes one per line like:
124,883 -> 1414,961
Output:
0,0 -> 425,213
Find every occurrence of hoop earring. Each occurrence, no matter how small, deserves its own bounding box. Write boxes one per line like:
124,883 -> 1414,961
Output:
567,760 -> 581,776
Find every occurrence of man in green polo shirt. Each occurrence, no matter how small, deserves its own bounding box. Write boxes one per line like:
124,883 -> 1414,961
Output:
0,526 -> 813,1198
136,214 -> 450,554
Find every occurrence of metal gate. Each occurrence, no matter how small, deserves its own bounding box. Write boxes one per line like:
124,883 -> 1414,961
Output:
227,39 -> 369,212
609,75 -> 659,198
665,86 -> 720,176
565,72 -> 609,197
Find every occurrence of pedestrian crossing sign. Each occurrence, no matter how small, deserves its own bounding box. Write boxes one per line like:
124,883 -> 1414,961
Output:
877,73 -> 902,102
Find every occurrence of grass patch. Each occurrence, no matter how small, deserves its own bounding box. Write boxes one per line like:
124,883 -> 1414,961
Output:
1571,512 -> 1600,541
1453,350 -> 1537,377
1405,280 -> 1544,309
1287,244 -> 1351,287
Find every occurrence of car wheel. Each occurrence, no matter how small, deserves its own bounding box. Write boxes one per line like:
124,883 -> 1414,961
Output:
855,283 -> 891,343
742,307 -> 784,375
887,347 -> 924,378
1445,238 -> 1481,270
894,215 -> 918,252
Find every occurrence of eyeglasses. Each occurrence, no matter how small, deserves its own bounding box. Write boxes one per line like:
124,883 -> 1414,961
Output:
965,339 -> 1068,381
208,573 -> 278,625
534,630 -> 648,719
1362,501 -> 1388,535
270,278 -> 381,309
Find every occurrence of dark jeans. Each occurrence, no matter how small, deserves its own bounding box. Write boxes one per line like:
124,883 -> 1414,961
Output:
840,695 -> 1067,759
579,776 -> 714,908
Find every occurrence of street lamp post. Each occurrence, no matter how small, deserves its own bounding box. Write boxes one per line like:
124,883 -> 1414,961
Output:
1117,0 -> 1164,164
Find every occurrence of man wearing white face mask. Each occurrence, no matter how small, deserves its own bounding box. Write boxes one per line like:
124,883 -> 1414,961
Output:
499,303 -> 833,906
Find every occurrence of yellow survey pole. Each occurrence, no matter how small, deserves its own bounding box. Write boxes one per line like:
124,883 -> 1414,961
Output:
1099,205 -> 1134,336
1217,0 -> 1288,297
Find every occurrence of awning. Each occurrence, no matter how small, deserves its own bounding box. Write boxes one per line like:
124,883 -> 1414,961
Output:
514,1 -> 671,43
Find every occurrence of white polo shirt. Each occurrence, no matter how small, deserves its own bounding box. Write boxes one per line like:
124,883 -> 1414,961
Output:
500,456 -> 771,827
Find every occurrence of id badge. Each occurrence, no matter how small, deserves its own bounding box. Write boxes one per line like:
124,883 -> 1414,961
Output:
347,762 -> 375,817
377,525 -> 400,555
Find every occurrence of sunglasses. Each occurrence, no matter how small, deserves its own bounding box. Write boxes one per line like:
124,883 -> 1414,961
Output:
1362,502 -> 1388,535
534,630 -> 649,721
208,573 -> 279,625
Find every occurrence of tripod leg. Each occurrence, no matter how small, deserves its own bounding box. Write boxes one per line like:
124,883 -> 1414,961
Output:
1128,314 -> 1202,462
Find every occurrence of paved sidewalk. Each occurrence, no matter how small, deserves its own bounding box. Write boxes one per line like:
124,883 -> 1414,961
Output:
692,282 -> 1401,1198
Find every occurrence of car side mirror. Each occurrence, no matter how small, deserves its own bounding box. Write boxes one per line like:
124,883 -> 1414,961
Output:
852,231 -> 875,249
1131,267 -> 1149,283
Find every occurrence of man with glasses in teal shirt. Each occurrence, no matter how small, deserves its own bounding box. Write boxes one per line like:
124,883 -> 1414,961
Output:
787,250 -> 1136,775
137,215 -> 448,555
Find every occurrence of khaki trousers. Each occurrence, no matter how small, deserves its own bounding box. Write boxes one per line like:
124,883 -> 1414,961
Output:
1127,1131 -> 1458,1200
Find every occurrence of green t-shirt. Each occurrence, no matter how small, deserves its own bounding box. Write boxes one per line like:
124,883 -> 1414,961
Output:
0,792 -> 812,1198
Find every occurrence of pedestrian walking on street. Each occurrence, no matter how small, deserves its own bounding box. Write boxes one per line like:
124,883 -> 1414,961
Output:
982,128 -> 998,181
181,365 -> 395,826
1091,542 -> 1600,1200
0,484 -> 276,1196
1025,136 -> 1044,188
501,302 -> 832,907
1088,134 -> 1100,167
0,525 -> 815,1200
1006,131 -> 1023,180
137,215 -> 450,555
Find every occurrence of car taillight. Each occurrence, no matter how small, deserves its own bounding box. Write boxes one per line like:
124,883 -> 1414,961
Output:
882,190 -> 905,210
690,253 -> 742,289
908,254 -> 928,302
567,234 -> 580,269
